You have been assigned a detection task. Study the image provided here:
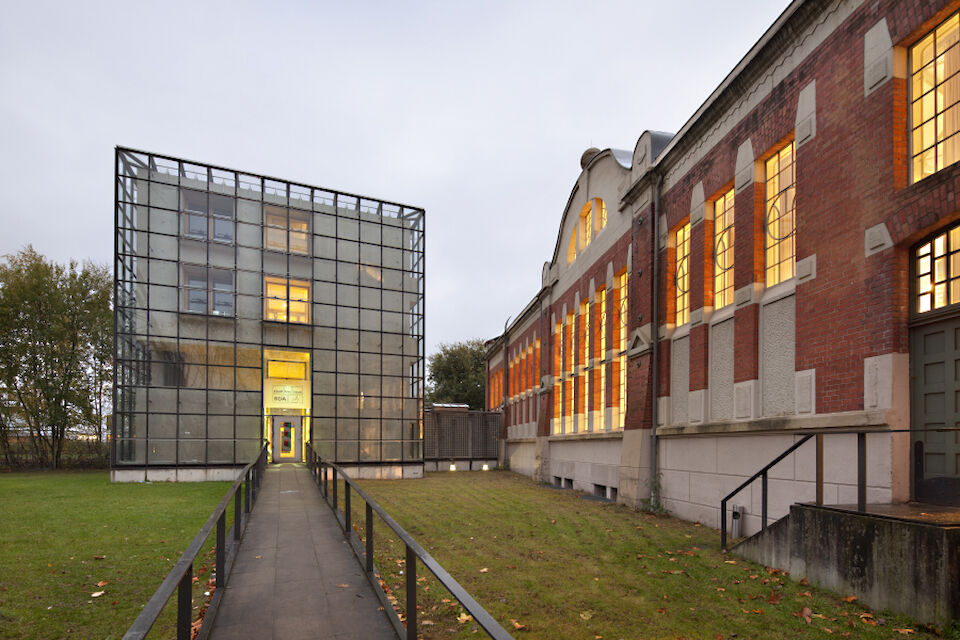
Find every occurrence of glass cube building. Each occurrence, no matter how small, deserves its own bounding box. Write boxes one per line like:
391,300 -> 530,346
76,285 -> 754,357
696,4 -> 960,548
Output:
112,147 -> 425,481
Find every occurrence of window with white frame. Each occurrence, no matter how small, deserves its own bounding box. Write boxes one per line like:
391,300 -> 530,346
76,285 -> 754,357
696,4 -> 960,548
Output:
181,189 -> 235,243
181,265 -> 234,316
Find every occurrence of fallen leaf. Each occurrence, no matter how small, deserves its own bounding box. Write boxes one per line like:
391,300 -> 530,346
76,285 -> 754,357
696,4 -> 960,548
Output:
767,590 -> 782,605
92,556 -> 105,560
337,583 -> 349,588
421,620 -> 434,626
579,610 -> 594,620
840,595 -> 857,603
457,613 -> 472,624
91,591 -> 104,598
95,581 -> 108,587
800,578 -> 809,586
800,607 -> 813,624
479,568 -> 489,573
892,629 -> 914,635
724,560 -> 737,564
656,607 -> 667,614
823,628 -> 833,634
510,619 -> 527,630
799,591 -> 812,597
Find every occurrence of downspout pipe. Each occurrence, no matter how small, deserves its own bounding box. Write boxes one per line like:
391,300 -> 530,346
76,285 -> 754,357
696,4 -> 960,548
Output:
649,170 -> 663,507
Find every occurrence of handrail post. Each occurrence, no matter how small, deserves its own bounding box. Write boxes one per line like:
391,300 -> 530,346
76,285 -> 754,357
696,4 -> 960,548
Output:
720,498 -> 728,551
322,461 -> 328,498
177,562 -> 192,640
365,502 -> 374,573
345,484 -> 352,535
244,470 -> 251,514
216,512 -> 225,589
761,471 -> 768,531
234,484 -> 242,542
816,434 -> 824,505
857,432 -> 867,512
405,544 -> 417,640
332,467 -> 339,517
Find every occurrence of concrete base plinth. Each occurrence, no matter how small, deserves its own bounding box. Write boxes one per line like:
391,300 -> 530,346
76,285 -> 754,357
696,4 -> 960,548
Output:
734,503 -> 960,625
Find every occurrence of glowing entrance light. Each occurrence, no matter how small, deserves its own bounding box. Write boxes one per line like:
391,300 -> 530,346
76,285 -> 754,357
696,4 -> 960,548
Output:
449,463 -> 457,471
482,464 -> 489,471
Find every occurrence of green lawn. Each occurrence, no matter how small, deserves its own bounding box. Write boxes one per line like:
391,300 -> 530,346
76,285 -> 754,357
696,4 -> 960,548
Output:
0,471 -> 231,640
352,471 -> 950,640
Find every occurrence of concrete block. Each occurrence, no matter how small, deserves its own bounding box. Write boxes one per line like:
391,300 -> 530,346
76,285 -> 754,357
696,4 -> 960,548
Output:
111,469 -> 146,483
660,468 -> 690,502
662,435 -> 718,474
146,468 -> 177,482
206,468 -> 242,482
401,464 -> 423,479
863,19 -> 893,97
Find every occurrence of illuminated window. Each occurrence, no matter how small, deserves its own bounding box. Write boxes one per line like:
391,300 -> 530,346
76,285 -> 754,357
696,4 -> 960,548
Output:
916,223 -> 960,313
593,287 -> 606,430
181,189 -> 235,242
714,188 -> 735,309
181,265 -> 234,316
566,199 -> 607,264
264,276 -> 310,323
617,271 -> 627,429
553,321 -> 562,433
675,222 -> 691,325
565,313 -> 574,427
267,359 -> 307,380
579,301 -> 590,428
911,12 -> 960,182
765,142 -> 796,286
265,206 -> 311,254
534,339 -> 540,389
579,204 -> 592,251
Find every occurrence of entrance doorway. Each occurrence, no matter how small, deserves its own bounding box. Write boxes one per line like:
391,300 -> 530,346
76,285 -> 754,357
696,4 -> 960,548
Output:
910,316 -> 960,505
263,348 -> 311,464
272,415 -> 302,462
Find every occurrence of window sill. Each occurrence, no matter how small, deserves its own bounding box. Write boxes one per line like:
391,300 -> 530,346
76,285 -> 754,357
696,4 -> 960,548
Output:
760,278 -> 796,306
655,409 -> 890,437
548,429 -> 624,442
179,309 -> 236,319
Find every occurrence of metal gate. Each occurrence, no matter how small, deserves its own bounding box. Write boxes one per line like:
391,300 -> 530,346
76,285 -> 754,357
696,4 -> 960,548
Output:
423,407 -> 500,462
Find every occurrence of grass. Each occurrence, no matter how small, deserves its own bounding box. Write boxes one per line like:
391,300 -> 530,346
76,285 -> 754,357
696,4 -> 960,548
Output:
348,470 -> 950,640
0,471 -> 232,640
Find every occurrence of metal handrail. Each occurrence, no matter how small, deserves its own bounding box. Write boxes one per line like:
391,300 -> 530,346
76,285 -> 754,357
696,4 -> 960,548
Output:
719,427 -> 931,551
305,443 -> 513,640
123,445 -> 268,640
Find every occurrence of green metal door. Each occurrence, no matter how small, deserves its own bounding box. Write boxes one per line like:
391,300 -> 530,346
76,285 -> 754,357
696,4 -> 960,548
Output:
910,317 -> 960,505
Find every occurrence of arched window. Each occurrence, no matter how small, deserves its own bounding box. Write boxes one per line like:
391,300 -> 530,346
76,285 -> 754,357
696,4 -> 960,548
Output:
566,198 -> 607,265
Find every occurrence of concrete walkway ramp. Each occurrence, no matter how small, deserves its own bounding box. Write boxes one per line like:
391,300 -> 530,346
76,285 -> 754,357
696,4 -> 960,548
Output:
209,464 -> 396,640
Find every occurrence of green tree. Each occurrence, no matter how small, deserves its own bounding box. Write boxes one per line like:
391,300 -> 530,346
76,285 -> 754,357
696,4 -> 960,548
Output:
425,338 -> 486,409
0,247 -> 112,468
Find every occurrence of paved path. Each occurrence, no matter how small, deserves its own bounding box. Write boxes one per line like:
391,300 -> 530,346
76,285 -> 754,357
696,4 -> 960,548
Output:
209,464 -> 396,640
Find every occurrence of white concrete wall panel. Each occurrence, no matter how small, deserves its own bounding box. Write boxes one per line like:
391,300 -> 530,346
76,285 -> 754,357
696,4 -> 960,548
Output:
507,442 -> 537,477
761,295 -> 795,416
671,335 -> 690,425
710,318 -> 735,420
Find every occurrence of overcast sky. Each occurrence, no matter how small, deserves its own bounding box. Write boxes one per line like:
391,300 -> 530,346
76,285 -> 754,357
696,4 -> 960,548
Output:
0,0 -> 790,361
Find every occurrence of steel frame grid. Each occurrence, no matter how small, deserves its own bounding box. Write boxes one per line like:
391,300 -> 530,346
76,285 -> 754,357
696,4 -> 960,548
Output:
112,146 -> 425,469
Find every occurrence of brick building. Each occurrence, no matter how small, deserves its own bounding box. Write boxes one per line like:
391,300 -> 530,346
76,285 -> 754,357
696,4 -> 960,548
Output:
486,0 -> 960,535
